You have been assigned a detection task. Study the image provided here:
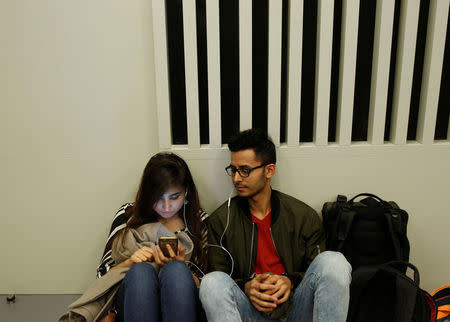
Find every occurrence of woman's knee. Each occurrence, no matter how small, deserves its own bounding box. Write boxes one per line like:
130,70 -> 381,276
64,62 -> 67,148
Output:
160,260 -> 191,282
160,260 -> 196,290
123,262 -> 158,289
160,260 -> 190,276
117,263 -> 159,320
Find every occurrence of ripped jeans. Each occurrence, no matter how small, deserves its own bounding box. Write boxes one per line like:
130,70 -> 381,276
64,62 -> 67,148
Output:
199,251 -> 352,322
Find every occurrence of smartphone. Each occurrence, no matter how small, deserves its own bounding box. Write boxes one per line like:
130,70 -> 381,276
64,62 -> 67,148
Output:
158,236 -> 178,257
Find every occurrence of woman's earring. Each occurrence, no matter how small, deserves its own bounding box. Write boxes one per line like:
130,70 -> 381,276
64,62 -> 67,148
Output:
184,199 -> 188,205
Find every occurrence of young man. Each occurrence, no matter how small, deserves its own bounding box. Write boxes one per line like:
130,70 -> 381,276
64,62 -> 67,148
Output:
200,129 -> 351,322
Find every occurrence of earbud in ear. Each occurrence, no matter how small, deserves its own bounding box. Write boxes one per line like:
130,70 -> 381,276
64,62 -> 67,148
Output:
184,191 -> 188,204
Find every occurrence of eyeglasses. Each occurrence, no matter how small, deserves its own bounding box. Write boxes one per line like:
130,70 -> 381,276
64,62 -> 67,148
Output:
225,163 -> 269,178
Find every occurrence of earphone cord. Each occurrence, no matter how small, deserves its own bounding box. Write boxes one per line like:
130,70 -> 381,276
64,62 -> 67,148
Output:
182,201 -> 193,237
206,193 -> 234,276
186,260 -> 206,277
182,191 -> 235,277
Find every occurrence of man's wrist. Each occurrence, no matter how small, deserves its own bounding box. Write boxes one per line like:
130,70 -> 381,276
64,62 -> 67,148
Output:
243,273 -> 257,285
281,273 -> 293,289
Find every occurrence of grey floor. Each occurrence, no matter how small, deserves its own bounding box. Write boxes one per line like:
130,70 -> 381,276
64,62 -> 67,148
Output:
0,294 -> 80,322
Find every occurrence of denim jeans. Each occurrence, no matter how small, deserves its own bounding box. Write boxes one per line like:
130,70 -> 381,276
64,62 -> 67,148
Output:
199,251 -> 352,322
115,261 -> 199,322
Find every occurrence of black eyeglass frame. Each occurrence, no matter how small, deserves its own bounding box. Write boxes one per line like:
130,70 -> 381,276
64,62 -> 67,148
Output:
225,163 -> 270,178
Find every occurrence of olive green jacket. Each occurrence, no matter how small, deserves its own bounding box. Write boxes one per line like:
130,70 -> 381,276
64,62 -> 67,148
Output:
206,190 -> 326,289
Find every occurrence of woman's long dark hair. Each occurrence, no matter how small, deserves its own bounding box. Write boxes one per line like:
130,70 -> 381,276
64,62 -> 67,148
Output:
119,152 -> 207,271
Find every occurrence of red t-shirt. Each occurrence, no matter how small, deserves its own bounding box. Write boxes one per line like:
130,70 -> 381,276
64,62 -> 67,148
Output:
251,212 -> 286,275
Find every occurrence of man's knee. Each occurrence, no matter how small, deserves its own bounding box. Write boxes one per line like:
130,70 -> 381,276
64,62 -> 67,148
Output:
313,251 -> 352,285
199,271 -> 232,302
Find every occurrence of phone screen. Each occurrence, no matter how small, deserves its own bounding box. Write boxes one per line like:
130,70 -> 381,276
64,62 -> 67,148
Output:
158,237 -> 178,257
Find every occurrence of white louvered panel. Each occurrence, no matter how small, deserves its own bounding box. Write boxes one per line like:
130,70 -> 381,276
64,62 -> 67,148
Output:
153,0 -> 447,149
182,0 -> 200,148
286,0 -> 303,147
390,0 -> 421,145
206,0 -> 222,148
368,0 -> 396,145
239,0 -> 252,131
152,0 -> 171,149
416,0 -> 450,145
314,0 -> 334,145
267,0 -> 283,146
336,0 -> 359,146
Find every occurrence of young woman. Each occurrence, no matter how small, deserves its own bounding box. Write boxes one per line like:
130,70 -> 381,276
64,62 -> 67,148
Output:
97,152 -> 208,322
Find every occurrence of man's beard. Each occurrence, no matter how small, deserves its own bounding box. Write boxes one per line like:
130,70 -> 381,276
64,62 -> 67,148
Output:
236,182 -> 266,199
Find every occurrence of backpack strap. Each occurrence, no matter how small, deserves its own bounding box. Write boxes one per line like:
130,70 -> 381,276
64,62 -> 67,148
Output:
351,262 -> 420,322
384,261 -> 420,284
347,266 -> 380,321
393,273 -> 417,321
383,210 -> 403,262
334,195 -> 356,252
384,203 -> 412,264
382,261 -> 421,322
337,194 -> 347,204
336,208 -> 356,252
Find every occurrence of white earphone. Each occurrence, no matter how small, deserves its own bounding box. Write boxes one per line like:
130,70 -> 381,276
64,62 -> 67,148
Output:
181,187 -> 235,277
207,188 -> 235,276
182,190 -> 191,235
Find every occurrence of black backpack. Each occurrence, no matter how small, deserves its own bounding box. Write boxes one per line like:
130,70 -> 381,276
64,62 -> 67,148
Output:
348,261 -> 437,322
322,193 -> 410,270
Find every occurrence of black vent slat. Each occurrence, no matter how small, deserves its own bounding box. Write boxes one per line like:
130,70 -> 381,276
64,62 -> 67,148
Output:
300,0 -> 318,143
219,0 -> 240,144
407,0 -> 431,141
252,0 -> 269,132
166,0 -> 188,145
352,0 -> 377,142
196,0 -> 209,145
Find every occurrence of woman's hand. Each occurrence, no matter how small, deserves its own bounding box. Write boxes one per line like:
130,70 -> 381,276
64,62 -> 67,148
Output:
154,245 -> 185,267
129,246 -> 154,264
111,246 -> 154,271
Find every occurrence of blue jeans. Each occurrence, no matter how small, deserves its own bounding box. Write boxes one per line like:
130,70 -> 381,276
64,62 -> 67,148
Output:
199,251 -> 352,322
115,261 -> 199,322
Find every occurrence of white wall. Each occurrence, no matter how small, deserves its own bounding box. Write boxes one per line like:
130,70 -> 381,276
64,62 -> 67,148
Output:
1,0 -> 449,295
1,0 -> 158,293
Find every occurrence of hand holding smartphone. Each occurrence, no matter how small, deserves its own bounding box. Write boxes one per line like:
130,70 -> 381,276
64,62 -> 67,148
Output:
158,237 -> 178,258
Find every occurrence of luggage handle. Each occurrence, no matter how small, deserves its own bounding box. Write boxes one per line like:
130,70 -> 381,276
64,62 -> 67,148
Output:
348,193 -> 388,205
384,261 -> 420,285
